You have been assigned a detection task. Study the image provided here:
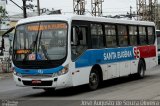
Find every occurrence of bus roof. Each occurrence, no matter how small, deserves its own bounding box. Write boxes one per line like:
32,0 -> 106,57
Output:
17,14 -> 155,26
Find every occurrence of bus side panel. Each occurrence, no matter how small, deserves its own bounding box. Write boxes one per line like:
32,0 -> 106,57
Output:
138,45 -> 157,70
103,59 -> 139,79
145,58 -> 151,70
118,61 -> 130,77
101,63 -> 118,80
71,66 -> 91,87
144,57 -> 157,70
138,46 -> 156,58
73,47 -> 135,85
72,45 -> 157,87
130,59 -> 139,74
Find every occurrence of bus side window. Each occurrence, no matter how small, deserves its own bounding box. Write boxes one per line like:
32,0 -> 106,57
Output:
117,25 -> 128,47
147,27 -> 155,45
71,26 -> 84,45
91,24 -> 104,49
105,24 -> 117,47
139,26 -> 147,45
71,26 -> 87,61
129,26 -> 138,46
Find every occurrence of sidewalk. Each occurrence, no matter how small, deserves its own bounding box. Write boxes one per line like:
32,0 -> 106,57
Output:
0,72 -> 13,80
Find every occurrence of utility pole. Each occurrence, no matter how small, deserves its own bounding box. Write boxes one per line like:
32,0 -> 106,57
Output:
37,0 -> 40,16
22,0 -> 27,18
130,6 -> 132,19
73,0 -> 85,15
91,0 -> 104,17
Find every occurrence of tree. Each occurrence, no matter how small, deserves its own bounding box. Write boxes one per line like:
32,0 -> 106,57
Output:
0,6 -> 8,30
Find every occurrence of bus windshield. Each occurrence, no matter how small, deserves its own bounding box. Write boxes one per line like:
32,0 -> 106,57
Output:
13,22 -> 67,61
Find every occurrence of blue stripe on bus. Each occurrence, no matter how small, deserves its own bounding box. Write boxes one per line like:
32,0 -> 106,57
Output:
75,47 -> 135,68
14,66 -> 64,75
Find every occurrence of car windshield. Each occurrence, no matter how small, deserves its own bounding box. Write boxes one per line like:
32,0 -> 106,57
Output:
13,22 -> 67,61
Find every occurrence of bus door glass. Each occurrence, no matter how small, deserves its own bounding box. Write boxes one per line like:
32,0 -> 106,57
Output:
71,26 -> 88,61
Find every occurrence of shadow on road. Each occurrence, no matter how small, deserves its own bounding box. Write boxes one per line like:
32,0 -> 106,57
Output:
22,75 -> 151,98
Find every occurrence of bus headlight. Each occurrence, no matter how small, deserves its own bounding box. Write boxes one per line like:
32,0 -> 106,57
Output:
13,68 -> 22,77
58,67 -> 68,76
16,73 -> 22,77
14,72 -> 22,77
52,66 -> 68,77
52,73 -> 58,77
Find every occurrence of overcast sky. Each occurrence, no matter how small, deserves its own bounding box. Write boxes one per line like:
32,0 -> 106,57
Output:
6,0 -> 137,16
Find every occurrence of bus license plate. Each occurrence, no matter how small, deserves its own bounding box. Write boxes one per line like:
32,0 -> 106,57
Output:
32,80 -> 41,84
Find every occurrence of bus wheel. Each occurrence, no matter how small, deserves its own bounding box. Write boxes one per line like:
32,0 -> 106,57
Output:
88,69 -> 99,90
137,60 -> 145,78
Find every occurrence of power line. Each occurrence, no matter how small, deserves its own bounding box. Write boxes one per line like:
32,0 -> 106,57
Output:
9,0 -> 23,10
8,0 -> 35,18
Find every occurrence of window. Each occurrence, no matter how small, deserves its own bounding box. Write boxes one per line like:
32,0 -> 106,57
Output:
147,27 -> 155,44
71,26 -> 88,61
139,26 -> 147,45
129,26 -> 138,46
91,24 -> 104,48
91,24 -> 103,35
14,22 -> 68,61
105,24 -> 117,47
117,25 -> 128,46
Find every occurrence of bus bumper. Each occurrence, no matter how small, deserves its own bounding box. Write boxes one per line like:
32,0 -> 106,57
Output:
13,73 -> 72,90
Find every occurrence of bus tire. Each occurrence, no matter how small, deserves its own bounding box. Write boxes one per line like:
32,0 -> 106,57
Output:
88,69 -> 100,90
137,59 -> 145,78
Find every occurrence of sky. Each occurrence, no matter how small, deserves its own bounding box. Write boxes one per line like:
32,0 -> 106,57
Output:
5,0 -> 137,16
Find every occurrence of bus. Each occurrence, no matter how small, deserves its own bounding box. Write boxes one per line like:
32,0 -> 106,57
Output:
12,15 -> 158,91
156,30 -> 160,63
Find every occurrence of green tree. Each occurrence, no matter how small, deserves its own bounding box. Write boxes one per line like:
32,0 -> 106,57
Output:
0,6 -> 7,17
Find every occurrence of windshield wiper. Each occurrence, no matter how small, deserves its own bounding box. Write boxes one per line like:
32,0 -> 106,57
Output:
23,23 -> 41,61
37,31 -> 50,60
41,43 -> 50,60
33,23 -> 41,53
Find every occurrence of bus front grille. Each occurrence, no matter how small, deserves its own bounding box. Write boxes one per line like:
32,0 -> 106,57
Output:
22,80 -> 53,86
22,74 -> 53,79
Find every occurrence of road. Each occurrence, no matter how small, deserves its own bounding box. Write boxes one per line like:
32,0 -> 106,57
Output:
0,66 -> 160,106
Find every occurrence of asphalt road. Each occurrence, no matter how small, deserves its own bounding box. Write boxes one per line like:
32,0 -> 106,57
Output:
0,65 -> 160,106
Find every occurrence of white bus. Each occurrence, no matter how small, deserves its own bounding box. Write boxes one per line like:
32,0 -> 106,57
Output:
12,15 -> 158,91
